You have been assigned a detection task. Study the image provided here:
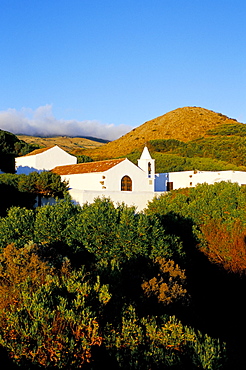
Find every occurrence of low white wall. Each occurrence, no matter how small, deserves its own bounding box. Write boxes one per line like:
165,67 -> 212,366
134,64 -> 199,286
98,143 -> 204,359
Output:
68,189 -> 162,212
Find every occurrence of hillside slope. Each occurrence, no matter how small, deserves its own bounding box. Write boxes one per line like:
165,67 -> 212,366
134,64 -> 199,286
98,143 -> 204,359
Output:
17,135 -> 105,154
0,129 -> 39,172
79,107 -> 242,160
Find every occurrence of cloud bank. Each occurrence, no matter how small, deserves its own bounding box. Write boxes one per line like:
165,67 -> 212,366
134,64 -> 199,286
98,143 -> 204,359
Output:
0,105 -> 133,141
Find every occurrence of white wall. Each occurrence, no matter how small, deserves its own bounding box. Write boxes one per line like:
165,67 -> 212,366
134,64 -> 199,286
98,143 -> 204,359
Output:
61,172 -> 104,191
35,146 -> 77,170
69,189 -> 160,212
15,155 -> 37,174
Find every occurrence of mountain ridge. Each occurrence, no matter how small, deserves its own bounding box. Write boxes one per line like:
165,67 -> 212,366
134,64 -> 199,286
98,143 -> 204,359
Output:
16,135 -> 105,154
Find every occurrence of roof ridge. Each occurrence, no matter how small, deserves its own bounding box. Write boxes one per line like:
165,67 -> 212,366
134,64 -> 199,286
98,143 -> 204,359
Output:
52,158 -> 126,175
22,146 -> 55,157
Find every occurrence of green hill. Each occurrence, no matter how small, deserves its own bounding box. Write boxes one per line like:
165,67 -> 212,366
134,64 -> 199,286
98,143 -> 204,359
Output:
0,130 -> 39,173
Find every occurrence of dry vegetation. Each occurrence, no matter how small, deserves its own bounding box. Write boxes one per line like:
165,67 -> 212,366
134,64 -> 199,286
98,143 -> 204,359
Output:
72,106 -> 243,160
17,135 -> 105,154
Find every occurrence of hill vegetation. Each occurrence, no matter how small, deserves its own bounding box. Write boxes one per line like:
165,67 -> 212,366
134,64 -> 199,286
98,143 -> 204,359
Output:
76,106 -> 243,160
17,135 -> 106,154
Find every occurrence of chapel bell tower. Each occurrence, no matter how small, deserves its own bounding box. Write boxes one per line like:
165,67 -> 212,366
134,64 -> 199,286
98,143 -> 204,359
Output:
138,146 -> 155,178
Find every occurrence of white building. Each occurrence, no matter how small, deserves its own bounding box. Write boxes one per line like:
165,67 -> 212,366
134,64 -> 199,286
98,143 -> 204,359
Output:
15,145 -> 77,174
51,147 -> 158,211
15,145 -> 246,211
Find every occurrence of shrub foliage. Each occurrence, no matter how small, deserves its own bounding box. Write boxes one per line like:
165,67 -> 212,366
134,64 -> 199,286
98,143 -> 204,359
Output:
0,192 -> 237,368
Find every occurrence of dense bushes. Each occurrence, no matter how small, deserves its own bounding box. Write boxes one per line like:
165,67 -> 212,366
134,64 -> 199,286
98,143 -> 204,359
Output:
0,244 -> 109,369
0,194 -> 234,369
147,181 -> 246,274
1,181 -> 246,368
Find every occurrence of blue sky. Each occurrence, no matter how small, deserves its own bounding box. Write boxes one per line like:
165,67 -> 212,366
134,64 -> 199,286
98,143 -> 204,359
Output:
0,0 -> 245,140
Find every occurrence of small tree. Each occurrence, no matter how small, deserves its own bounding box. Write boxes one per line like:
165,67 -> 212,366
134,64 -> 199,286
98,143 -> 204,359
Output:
18,171 -> 69,198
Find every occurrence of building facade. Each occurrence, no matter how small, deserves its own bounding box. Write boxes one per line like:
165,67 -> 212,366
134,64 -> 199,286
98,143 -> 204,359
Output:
51,148 -> 158,211
15,145 -> 246,212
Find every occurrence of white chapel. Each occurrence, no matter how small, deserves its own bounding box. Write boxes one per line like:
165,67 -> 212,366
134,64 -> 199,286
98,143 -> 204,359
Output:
15,145 -> 246,212
51,146 -> 159,211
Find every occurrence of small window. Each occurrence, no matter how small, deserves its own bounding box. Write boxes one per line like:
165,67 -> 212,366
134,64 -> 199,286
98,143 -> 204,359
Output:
190,182 -> 192,186
121,175 -> 132,191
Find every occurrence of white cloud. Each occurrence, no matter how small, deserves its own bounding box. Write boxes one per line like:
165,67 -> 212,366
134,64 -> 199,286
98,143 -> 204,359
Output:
0,105 -> 133,141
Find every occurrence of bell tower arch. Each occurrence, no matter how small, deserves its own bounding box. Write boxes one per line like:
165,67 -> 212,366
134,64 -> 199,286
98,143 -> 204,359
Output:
137,146 -> 155,178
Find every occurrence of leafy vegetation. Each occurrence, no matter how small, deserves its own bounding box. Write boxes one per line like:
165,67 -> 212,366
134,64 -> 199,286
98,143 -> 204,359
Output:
0,244 -> 108,369
0,172 -> 68,216
76,154 -> 93,163
0,129 -> 39,173
147,181 -> 246,273
206,123 -> 246,136
2,186 -> 246,368
148,136 -> 246,170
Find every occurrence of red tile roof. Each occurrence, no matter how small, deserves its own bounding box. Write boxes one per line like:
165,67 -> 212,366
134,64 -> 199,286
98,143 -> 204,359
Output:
51,158 -> 126,175
22,146 -> 54,157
